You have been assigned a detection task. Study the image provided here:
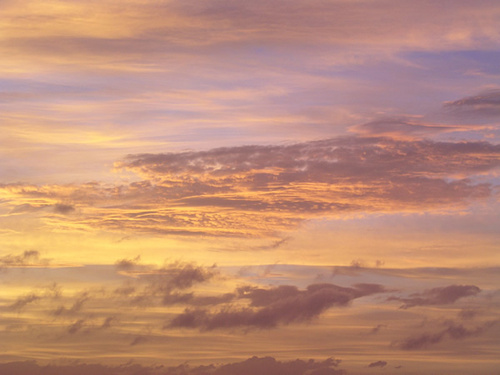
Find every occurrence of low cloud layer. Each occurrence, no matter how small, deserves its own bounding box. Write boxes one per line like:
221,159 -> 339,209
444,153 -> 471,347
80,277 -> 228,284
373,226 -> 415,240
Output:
0,356 -> 345,375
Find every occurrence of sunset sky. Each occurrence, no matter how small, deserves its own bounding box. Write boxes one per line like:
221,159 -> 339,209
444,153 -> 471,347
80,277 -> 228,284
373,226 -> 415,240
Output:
1,1 -> 500,374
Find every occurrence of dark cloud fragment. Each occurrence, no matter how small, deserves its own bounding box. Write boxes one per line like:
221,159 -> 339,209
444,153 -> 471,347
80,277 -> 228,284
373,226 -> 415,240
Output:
67,319 -> 86,334
9,293 -> 40,311
115,255 -> 142,271
53,292 -> 90,316
368,360 -> 387,368
53,203 -> 75,214
444,90 -> 500,117
389,284 -> 481,309
0,250 -> 48,268
368,324 -> 386,335
143,262 -> 219,295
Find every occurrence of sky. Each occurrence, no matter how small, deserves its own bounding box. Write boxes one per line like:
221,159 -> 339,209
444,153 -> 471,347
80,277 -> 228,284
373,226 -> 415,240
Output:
0,1 -> 500,374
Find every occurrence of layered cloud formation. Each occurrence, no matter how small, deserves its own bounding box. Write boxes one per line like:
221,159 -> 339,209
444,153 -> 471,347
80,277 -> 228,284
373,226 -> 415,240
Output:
1,0 -> 499,374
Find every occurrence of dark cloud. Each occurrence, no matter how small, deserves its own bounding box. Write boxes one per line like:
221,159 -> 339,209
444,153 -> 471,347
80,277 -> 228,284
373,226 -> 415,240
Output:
168,283 -> 386,330
0,356 -> 345,375
130,335 -> 148,346
9,293 -> 40,311
101,316 -> 114,329
396,320 -> 497,350
368,324 -> 386,335
67,319 -> 86,334
53,292 -> 90,316
0,250 -> 49,268
53,203 -> 75,214
389,284 -> 481,309
143,262 -> 218,293
111,262 -> 220,307
444,90 -> 500,117
115,255 -> 142,271
368,360 -> 387,368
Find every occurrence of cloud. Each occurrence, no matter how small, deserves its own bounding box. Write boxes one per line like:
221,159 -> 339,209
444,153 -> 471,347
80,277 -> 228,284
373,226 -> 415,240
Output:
213,356 -> 344,375
0,356 -> 345,375
53,203 -> 75,214
167,283 -> 386,330
130,335 -> 148,346
2,136 -> 499,237
444,90 -> 500,118
8,293 -> 40,311
100,316 -> 114,329
389,284 -> 481,309
351,118 -> 455,139
115,255 -> 142,272
0,250 -> 50,269
111,262 -> 221,307
368,324 -> 386,335
396,321 -> 496,350
142,262 -> 219,292
67,319 -> 86,334
368,360 -> 387,368
53,292 -> 90,316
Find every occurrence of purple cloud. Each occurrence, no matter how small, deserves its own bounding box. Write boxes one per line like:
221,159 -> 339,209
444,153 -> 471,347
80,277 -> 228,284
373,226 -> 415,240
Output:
168,283 -> 386,330
389,284 -> 481,309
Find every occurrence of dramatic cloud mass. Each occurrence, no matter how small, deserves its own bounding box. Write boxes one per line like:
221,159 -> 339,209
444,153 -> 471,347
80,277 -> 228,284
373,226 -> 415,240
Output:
168,283 -> 386,330
1,0 -> 499,374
